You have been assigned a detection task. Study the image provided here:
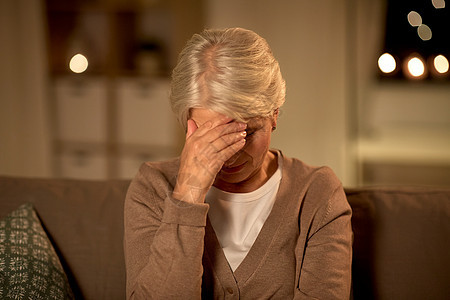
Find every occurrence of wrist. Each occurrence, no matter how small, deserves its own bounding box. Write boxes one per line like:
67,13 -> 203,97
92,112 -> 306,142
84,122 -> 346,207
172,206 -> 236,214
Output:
173,184 -> 207,204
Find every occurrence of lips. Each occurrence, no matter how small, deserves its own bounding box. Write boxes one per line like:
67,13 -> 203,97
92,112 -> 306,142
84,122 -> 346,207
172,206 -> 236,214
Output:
221,161 -> 247,173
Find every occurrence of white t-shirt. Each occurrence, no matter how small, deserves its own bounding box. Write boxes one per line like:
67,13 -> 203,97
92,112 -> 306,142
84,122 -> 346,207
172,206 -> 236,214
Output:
205,153 -> 283,271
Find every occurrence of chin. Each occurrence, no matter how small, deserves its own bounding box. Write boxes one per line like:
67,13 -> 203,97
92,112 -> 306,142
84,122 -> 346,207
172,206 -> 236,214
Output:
215,170 -> 250,185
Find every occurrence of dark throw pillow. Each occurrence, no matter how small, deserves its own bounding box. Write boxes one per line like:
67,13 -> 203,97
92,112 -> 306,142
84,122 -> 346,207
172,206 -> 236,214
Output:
0,203 -> 74,299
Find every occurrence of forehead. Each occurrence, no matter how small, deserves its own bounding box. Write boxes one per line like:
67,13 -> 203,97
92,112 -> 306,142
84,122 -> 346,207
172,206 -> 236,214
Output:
190,108 -> 226,125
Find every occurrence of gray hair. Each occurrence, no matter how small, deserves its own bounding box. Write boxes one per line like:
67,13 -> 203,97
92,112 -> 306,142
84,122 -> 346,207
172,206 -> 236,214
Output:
169,27 -> 286,131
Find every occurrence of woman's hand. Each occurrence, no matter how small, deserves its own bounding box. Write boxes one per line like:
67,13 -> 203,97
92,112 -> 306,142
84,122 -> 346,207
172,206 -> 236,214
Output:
173,116 -> 247,203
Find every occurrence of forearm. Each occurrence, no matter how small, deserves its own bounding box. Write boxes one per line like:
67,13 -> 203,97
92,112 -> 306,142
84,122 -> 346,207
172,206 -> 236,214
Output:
173,180 -> 208,204
130,225 -> 205,299
125,192 -> 209,299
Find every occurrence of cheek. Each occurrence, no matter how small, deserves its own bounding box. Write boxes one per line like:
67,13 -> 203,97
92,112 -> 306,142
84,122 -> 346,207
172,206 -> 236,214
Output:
244,134 -> 271,160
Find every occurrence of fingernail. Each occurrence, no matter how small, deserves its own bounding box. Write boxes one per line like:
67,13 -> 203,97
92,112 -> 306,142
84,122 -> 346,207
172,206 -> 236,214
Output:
240,131 -> 247,137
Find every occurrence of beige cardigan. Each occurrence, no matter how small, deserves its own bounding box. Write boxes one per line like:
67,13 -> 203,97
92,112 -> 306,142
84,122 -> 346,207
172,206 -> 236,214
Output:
124,151 -> 353,299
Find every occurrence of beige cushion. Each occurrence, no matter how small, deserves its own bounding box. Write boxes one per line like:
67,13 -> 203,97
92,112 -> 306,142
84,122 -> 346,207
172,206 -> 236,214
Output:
347,187 -> 450,299
0,177 -> 130,300
1,176 -> 449,299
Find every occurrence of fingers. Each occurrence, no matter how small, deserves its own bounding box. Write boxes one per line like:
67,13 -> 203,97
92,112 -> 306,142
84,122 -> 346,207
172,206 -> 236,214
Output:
185,115 -> 228,139
186,112 -> 247,155
196,120 -> 246,144
176,116 -> 247,203
193,115 -> 238,137
193,136 -> 246,178
188,120 -> 246,159
210,129 -> 247,154
215,136 -> 246,164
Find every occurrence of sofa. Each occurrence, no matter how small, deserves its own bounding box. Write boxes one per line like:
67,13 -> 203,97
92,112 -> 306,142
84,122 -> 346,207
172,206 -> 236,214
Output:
0,175 -> 449,299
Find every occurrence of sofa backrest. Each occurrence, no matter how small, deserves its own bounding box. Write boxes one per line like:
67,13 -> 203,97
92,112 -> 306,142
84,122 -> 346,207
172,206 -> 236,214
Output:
0,176 -> 130,300
347,187 -> 450,300
1,176 -> 449,299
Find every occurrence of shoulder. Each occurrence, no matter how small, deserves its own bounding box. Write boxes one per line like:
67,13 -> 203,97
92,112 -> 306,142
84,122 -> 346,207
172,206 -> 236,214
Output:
127,157 -> 180,200
279,151 -> 341,191
278,151 -> 346,213
139,157 -> 180,178
278,152 -> 350,232
137,157 -> 180,184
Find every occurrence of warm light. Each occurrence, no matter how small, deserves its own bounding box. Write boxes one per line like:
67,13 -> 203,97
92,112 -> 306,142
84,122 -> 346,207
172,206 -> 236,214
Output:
69,54 -> 88,73
417,24 -> 432,41
432,0 -> 445,9
378,53 -> 396,73
434,55 -> 449,74
407,57 -> 425,77
407,11 -> 422,27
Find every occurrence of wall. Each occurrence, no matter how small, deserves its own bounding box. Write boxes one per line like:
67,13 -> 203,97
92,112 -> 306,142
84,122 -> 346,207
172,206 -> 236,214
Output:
1,0 -> 448,187
206,0 -> 354,184
0,0 -> 52,178
358,82 -> 450,187
354,0 -> 450,188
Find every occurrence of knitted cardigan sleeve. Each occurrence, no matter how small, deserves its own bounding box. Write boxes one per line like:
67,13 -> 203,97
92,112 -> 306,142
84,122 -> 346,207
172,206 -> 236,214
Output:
294,167 -> 353,300
124,162 -> 209,300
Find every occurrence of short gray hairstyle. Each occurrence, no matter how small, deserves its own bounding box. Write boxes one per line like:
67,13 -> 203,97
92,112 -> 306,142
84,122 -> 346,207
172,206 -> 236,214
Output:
170,27 -> 286,131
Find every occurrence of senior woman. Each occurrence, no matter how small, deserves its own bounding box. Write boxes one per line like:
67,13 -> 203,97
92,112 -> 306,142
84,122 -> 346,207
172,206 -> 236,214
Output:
124,27 -> 352,299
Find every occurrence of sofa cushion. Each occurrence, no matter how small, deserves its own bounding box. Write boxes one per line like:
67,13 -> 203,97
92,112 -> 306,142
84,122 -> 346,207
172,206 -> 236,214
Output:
0,176 -> 130,300
347,187 -> 450,300
0,203 -> 74,299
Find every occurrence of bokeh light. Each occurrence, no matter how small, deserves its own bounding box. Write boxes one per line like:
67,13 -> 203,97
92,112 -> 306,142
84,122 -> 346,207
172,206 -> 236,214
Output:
432,0 -> 446,9
378,53 -> 396,73
417,24 -> 432,41
407,57 -> 425,78
69,54 -> 88,73
407,11 -> 422,27
434,55 -> 449,74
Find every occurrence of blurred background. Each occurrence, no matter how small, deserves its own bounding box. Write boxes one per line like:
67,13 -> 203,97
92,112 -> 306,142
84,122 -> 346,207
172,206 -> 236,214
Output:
0,0 -> 449,188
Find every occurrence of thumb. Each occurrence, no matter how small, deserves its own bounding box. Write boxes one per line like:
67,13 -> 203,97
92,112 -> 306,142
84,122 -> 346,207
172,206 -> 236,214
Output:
186,119 -> 198,139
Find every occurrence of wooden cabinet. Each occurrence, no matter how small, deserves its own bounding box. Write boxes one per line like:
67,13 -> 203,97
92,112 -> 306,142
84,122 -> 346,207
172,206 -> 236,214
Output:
116,77 -> 181,178
116,78 -> 176,147
45,0 -> 203,179
54,77 -> 108,143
